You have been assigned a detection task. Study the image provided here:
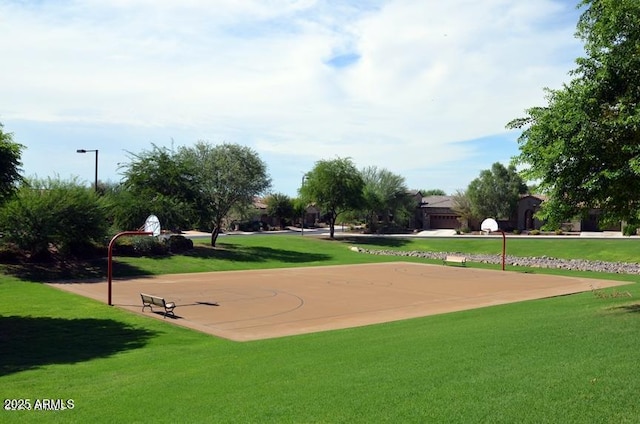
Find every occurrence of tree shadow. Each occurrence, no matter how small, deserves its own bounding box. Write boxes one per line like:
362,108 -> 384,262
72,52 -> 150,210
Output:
186,244 -> 331,263
0,315 -> 157,376
0,242 -> 333,282
0,259 -> 151,282
335,236 -> 411,248
614,303 -> 640,313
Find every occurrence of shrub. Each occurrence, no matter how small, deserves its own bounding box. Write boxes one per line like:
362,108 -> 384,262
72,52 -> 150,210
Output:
133,236 -> 168,255
114,236 -> 168,257
529,229 -> 541,235
554,229 -> 564,235
0,242 -> 23,263
238,221 -> 264,232
623,224 -> 638,236
0,177 -> 109,259
162,235 -> 194,253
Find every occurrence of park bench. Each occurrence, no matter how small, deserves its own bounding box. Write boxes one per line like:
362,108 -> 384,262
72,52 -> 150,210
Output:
443,255 -> 467,267
140,293 -> 176,318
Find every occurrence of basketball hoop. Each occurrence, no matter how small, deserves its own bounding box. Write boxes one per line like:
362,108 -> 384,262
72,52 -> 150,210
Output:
106,215 -> 162,305
143,214 -> 161,237
481,218 -> 499,233
481,218 -> 506,271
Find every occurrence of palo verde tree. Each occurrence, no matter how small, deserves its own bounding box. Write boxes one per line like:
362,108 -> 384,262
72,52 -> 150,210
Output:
360,166 -> 414,233
265,192 -> 294,229
300,157 -> 364,238
0,123 -> 25,205
117,144 -> 200,231
507,0 -> 640,228
176,142 -> 271,246
466,162 -> 528,221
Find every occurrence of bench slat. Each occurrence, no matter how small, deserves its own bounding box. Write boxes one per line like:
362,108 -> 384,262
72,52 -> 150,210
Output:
140,293 -> 176,318
443,256 -> 466,266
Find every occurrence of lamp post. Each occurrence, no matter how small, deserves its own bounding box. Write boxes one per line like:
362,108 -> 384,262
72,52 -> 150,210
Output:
76,149 -> 99,192
301,174 -> 307,236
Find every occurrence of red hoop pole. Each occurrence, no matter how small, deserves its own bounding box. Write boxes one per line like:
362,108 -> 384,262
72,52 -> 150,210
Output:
498,230 -> 506,271
107,231 -> 152,306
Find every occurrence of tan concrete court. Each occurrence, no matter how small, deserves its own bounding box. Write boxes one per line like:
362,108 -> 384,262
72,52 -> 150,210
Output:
49,262 -> 629,341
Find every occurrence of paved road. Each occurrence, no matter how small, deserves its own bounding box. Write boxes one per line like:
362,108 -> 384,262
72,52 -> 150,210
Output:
183,229 -> 628,239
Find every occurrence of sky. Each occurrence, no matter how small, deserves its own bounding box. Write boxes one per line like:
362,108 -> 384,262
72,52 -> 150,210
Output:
0,0 -> 585,196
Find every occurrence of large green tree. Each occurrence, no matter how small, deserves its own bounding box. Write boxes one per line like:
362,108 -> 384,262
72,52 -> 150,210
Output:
0,123 -> 24,205
466,162 -> 528,221
360,166 -> 415,233
176,142 -> 271,246
118,144 -> 200,231
265,193 -> 294,229
507,0 -> 640,228
300,157 -> 364,238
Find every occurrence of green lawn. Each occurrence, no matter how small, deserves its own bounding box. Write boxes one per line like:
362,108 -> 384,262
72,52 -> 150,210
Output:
2,235 -> 640,423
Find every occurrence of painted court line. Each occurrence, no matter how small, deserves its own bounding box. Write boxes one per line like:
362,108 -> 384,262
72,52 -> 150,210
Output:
48,262 -> 630,341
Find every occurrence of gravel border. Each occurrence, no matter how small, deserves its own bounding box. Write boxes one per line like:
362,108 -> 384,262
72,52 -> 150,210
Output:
352,247 -> 640,275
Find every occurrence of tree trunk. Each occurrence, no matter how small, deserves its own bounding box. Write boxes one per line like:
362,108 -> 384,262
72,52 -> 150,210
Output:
210,226 -> 220,247
329,214 -> 337,239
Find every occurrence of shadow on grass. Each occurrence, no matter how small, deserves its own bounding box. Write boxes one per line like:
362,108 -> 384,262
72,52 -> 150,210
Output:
0,259 -> 151,283
1,243 -> 333,282
616,303 -> 640,313
0,315 -> 157,376
188,244 -> 331,263
334,236 -> 411,248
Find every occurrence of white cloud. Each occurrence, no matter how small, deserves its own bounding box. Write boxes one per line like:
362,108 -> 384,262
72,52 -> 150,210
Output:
0,0 -> 584,194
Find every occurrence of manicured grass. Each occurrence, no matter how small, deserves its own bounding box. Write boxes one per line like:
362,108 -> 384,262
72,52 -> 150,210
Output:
336,234 -> 640,263
2,235 -> 640,422
114,234 -> 640,276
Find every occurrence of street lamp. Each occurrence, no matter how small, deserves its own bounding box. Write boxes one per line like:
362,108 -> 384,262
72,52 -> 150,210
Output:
301,174 -> 308,236
76,149 -> 99,192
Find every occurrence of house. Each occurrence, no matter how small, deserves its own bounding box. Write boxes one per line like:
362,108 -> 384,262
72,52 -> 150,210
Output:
517,194 -> 545,230
232,197 -> 322,230
418,194 -> 621,232
418,195 -> 465,230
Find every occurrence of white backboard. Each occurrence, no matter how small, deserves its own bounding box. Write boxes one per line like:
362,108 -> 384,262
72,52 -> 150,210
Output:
144,214 -> 161,236
481,218 -> 499,232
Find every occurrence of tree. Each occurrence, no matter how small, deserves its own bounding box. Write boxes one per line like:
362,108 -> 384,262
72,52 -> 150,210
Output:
117,144 -> 200,231
360,166 -> 415,233
265,193 -> 294,229
300,157 -> 364,238
507,0 -> 640,228
292,197 -> 307,228
466,162 -> 527,221
420,189 -> 446,196
0,123 -> 24,205
176,142 -> 271,246
451,189 -> 475,229
0,177 -> 109,259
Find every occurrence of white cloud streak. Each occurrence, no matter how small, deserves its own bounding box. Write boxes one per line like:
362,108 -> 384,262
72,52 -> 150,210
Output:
1,0 -> 583,193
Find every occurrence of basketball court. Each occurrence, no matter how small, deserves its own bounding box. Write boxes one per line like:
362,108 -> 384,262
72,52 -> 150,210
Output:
48,262 -> 629,341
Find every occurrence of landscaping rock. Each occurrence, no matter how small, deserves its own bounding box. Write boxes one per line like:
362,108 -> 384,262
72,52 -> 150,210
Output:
353,248 -> 640,274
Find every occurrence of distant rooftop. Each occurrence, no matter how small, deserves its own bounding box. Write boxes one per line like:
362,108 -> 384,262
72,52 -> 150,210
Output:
421,195 -> 454,208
